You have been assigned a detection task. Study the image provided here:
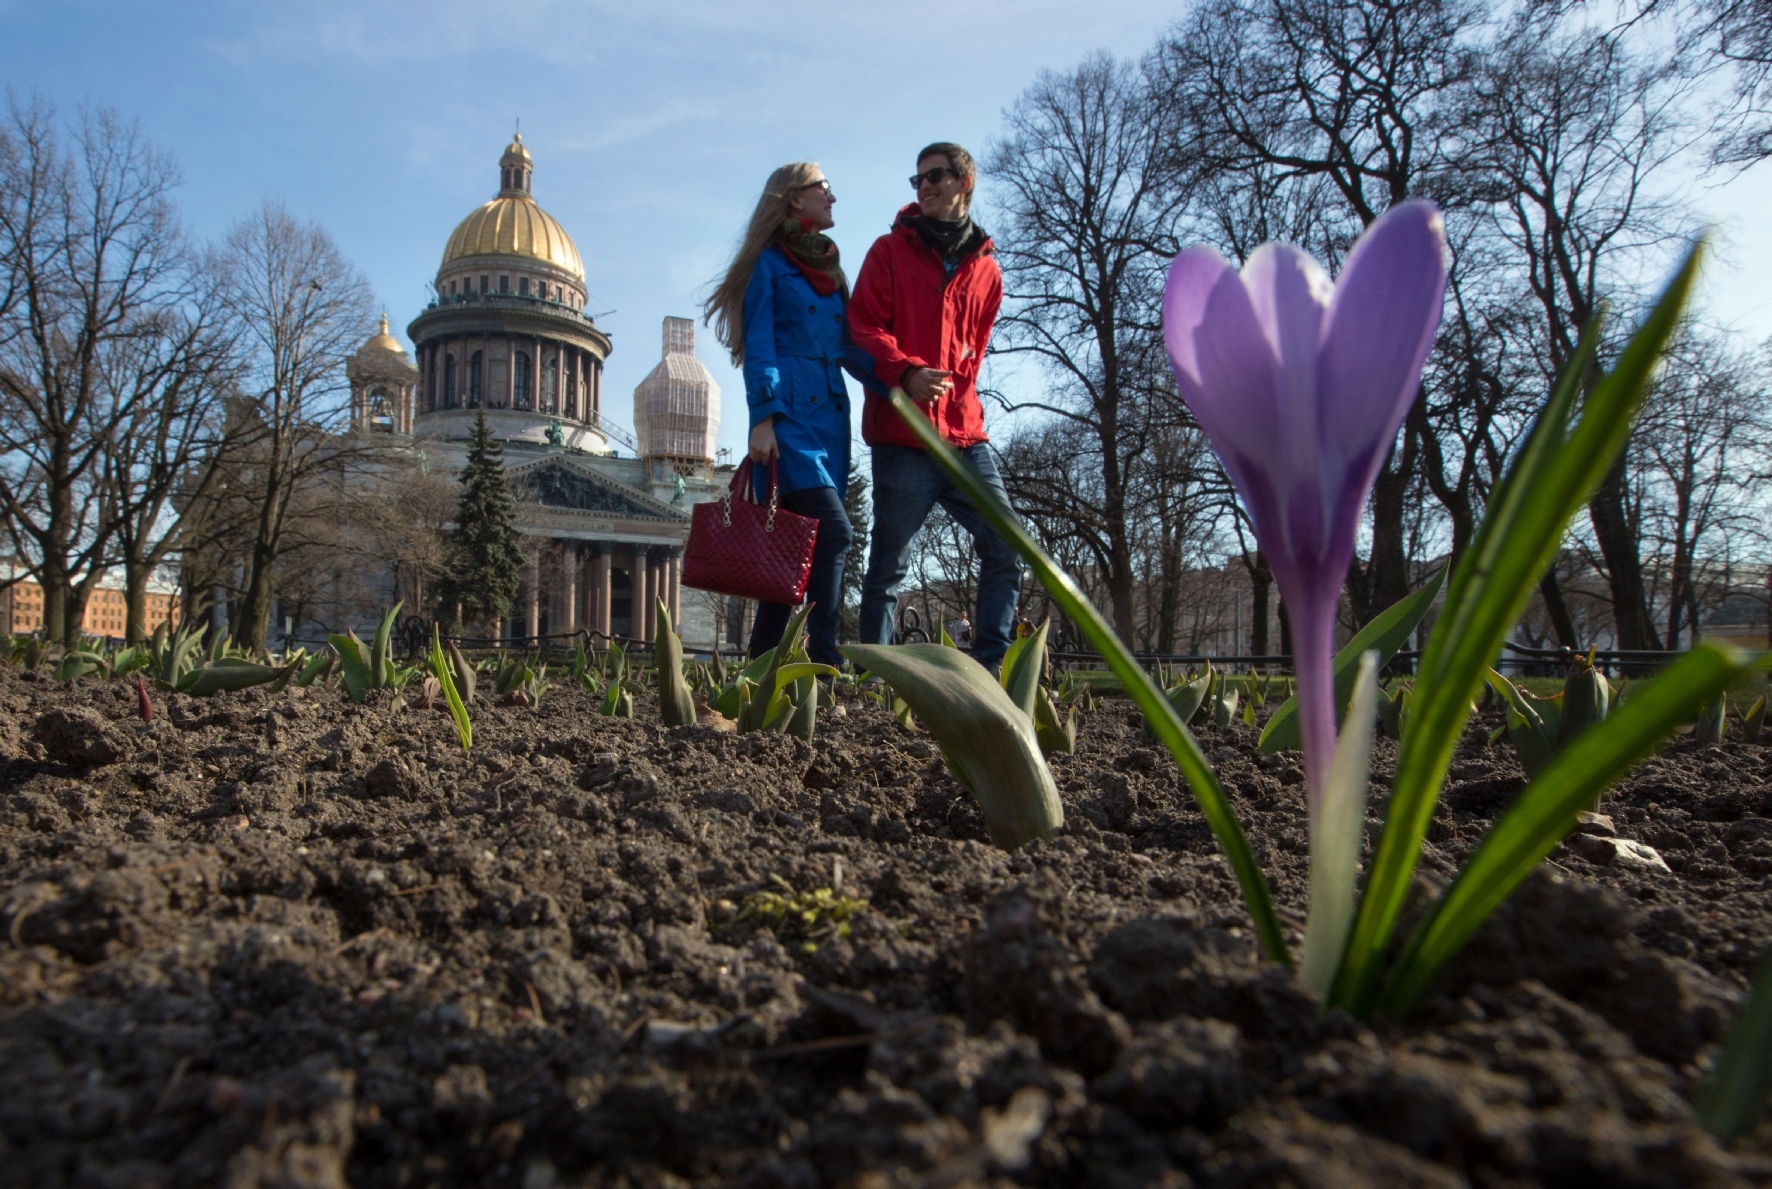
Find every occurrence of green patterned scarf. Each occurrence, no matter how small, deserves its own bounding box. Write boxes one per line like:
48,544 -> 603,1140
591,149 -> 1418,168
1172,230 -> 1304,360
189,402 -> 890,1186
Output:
776,218 -> 842,296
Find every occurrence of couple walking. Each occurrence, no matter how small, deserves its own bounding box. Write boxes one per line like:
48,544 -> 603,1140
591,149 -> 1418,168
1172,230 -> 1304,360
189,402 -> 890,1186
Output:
702,143 -> 1022,673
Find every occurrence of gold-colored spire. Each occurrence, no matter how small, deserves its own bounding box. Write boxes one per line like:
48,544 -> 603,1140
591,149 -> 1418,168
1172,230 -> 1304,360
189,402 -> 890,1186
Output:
363,313 -> 405,355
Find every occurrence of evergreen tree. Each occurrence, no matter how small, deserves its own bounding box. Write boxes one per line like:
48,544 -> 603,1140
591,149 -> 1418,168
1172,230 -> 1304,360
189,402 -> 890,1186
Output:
436,410 -> 524,635
840,455 -> 871,640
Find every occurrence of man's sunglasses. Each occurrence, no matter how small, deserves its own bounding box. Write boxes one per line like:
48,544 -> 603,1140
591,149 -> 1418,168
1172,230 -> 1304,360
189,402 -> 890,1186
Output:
909,167 -> 961,189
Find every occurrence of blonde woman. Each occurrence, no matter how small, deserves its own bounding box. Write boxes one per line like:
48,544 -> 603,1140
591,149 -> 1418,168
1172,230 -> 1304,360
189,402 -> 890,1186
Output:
704,163 -> 870,667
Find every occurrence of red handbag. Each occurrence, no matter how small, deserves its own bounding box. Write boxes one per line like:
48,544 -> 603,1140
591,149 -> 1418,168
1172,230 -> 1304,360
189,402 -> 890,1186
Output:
682,458 -> 819,605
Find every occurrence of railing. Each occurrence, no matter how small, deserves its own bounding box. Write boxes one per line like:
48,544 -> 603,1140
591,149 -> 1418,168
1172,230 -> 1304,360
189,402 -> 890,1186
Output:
1041,639 -> 1683,680
392,616 -> 741,663
583,412 -> 640,456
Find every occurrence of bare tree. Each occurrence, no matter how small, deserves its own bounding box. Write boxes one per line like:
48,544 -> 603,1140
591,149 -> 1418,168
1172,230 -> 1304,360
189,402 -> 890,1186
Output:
987,52 -> 1191,639
1633,327 -> 1772,646
1157,0 -> 1484,621
1607,0 -> 1772,166
0,95 -> 215,645
100,252 -> 238,640
216,200 -> 375,649
1461,14 -> 1690,648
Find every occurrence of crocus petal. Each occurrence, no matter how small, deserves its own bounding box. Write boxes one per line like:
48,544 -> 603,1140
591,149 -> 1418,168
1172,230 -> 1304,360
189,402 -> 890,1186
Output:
1162,247 -> 1283,502
1317,201 -> 1448,480
1241,242 -> 1333,440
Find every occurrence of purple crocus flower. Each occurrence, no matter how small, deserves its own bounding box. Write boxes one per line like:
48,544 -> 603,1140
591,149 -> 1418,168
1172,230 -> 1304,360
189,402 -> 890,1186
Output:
1161,201 -> 1447,827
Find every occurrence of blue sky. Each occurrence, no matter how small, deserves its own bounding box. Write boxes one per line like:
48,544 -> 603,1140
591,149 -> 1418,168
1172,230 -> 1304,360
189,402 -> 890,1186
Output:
3,0 -> 1767,461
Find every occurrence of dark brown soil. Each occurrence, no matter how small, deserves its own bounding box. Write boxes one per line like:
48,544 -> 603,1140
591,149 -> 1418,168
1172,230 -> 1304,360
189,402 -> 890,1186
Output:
0,665 -> 1768,1188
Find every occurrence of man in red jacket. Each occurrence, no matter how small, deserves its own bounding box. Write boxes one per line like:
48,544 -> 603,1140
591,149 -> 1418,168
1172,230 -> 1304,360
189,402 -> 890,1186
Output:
848,142 -> 1024,669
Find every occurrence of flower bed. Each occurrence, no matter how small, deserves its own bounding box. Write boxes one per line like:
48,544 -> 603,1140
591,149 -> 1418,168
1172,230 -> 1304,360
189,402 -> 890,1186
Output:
1,668 -> 1768,1186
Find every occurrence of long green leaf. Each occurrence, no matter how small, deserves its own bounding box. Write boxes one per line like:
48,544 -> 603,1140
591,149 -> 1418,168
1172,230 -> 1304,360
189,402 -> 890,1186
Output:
1260,568 -> 1443,753
1333,245 -> 1702,1016
1698,941 -> 1772,1143
430,626 -> 472,750
330,631 -> 373,704
1380,642 -> 1753,1015
655,599 -> 695,727
177,657 -> 282,697
883,389 -> 1288,964
843,643 -> 1062,848
370,601 -> 403,688
296,650 -> 333,688
1002,621 -> 1049,721
743,606 -> 813,733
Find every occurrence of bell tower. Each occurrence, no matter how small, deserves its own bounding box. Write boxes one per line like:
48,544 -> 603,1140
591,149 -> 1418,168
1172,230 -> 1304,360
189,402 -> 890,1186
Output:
347,315 -> 420,434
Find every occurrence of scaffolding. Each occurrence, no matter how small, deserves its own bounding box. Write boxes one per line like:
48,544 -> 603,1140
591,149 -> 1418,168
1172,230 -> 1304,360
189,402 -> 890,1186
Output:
634,316 -> 720,468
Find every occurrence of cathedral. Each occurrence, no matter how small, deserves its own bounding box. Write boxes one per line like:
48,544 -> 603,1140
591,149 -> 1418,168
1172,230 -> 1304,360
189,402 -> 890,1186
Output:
343,135 -> 738,649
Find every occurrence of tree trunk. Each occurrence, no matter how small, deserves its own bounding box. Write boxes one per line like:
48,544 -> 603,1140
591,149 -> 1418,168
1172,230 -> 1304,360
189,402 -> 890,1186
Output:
1587,457 -> 1663,650
1249,550 -> 1272,657
1538,570 -> 1581,649
124,563 -> 151,644
1277,599 -> 1293,658
237,538 -> 279,651
40,569 -> 68,645
1364,421 -> 1420,623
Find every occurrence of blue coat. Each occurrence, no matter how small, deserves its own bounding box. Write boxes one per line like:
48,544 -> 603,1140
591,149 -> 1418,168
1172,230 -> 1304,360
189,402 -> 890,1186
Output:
743,247 -> 869,499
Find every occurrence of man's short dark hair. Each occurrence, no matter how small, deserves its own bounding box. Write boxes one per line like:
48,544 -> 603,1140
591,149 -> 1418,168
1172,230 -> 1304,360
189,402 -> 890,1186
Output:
917,142 -> 975,210
917,141 -> 976,184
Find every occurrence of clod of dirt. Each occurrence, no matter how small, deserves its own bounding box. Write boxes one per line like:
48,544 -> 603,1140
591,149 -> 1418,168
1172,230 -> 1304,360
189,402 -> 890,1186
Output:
1087,912 -> 1260,1022
31,706 -> 127,767
963,879 -> 1130,1075
1092,1016 -> 1247,1129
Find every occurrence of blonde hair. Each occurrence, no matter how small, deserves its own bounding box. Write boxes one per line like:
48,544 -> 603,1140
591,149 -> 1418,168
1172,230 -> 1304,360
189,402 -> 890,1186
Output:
703,162 -> 845,366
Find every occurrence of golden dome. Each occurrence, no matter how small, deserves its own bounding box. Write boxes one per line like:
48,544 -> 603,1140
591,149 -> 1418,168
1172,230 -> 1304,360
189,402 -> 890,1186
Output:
440,135 -> 584,281
362,314 -> 406,355
441,196 -> 584,279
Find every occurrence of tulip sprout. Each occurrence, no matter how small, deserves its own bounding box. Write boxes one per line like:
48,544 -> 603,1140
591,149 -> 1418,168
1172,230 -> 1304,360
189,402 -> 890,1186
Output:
655,599 -> 696,727
428,626 -> 472,751
1744,694 -> 1767,743
842,641 -> 1064,849
330,602 -> 417,703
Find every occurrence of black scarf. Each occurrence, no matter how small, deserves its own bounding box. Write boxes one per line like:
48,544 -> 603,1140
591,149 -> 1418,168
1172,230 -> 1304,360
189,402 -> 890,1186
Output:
911,213 -> 985,269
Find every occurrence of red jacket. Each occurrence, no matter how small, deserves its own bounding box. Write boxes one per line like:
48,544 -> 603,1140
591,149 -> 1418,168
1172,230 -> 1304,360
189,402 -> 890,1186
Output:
848,204 -> 1002,449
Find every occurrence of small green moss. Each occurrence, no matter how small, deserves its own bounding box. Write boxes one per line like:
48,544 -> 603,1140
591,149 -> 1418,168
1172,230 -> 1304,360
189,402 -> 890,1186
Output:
727,874 -> 867,950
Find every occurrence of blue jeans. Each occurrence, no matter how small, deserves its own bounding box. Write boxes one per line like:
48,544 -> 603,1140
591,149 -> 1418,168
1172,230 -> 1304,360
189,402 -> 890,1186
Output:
749,485 -> 853,669
859,443 -> 1025,667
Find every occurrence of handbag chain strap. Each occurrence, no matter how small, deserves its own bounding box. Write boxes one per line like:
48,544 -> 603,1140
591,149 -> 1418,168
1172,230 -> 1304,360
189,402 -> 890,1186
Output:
720,459 -> 779,530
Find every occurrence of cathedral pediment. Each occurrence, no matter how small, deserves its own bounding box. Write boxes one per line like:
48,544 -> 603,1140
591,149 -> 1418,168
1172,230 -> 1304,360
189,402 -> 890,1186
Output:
512,458 -> 685,521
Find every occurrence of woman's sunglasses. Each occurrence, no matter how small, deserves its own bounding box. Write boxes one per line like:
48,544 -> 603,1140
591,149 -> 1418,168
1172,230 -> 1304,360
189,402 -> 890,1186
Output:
909,167 -> 961,189
795,179 -> 835,200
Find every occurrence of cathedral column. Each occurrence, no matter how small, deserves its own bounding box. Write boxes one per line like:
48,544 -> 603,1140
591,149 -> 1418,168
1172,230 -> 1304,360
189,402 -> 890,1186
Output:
525,552 -> 540,639
560,542 -> 579,634
506,336 -> 517,407
633,549 -> 652,641
591,547 -> 611,638
568,345 -> 579,420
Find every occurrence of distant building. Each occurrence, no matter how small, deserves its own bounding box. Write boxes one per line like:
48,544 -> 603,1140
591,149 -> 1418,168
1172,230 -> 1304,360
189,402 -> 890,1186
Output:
330,135 -> 734,647
1,564 -> 181,639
